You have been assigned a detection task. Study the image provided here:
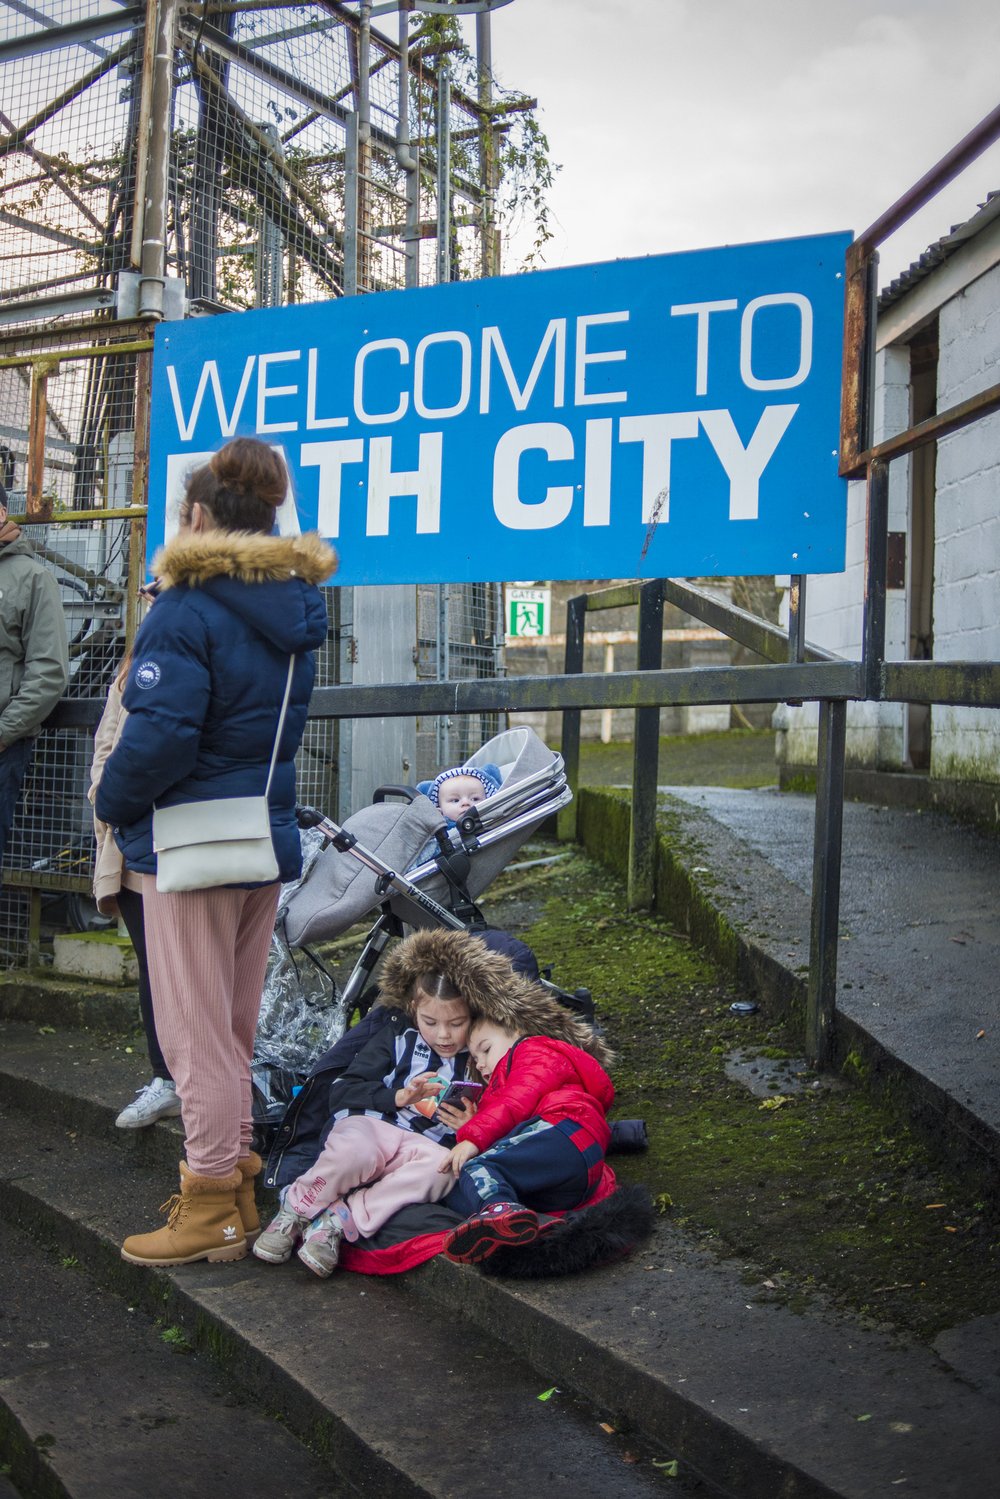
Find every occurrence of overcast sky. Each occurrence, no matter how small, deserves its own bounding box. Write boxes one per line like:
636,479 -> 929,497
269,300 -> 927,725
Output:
483,0 -> 1000,287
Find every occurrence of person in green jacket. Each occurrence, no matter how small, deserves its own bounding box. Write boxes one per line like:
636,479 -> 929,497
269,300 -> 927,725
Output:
0,481 -> 69,878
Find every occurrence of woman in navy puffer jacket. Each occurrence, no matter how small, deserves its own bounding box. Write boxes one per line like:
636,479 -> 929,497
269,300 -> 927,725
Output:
96,438 -> 336,1268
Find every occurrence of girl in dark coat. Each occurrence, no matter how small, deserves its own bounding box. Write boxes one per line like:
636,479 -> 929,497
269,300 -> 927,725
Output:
96,438 -> 335,1267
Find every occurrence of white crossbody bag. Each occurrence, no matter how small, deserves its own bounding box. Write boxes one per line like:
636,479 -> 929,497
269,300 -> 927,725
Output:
152,656 -> 295,894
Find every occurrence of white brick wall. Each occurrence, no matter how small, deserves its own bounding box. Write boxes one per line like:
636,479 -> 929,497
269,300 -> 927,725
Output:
778,258 -> 1000,786
775,346 -> 908,770
932,263 -> 1000,784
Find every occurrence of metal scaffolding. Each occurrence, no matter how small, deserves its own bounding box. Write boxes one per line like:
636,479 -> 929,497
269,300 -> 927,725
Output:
0,0 -> 537,964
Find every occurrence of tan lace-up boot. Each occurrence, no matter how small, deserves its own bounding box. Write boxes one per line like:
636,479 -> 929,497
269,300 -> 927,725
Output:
236,1151 -> 262,1244
121,1162 -> 247,1266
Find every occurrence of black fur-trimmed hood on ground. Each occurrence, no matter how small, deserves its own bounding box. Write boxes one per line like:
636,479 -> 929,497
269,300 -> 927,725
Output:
376,928 -> 614,1069
479,1184 -> 655,1278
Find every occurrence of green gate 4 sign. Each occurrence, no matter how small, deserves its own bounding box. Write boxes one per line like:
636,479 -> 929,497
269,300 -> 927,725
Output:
507,587 -> 550,638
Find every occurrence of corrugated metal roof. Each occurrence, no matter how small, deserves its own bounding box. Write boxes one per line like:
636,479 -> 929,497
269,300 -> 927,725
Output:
878,190 -> 1000,311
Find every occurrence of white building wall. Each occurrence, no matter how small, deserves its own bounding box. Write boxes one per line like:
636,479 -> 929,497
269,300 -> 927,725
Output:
932,264 -> 1000,784
774,346 -> 910,772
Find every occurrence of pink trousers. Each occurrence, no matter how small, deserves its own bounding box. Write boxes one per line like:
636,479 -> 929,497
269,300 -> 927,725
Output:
284,1117 -> 453,1236
141,875 -> 280,1178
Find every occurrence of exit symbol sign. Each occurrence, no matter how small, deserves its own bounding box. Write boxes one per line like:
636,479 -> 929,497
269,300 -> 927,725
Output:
507,586 -> 551,639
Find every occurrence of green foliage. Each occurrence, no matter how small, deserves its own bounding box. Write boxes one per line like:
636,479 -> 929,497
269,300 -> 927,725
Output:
159,1324 -> 192,1352
409,8 -> 557,274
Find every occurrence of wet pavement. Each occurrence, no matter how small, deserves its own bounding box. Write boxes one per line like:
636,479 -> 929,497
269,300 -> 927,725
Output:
660,787 -> 1000,1165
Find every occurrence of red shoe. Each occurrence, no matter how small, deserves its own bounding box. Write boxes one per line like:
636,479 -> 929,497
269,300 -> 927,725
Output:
443,1201 -> 540,1264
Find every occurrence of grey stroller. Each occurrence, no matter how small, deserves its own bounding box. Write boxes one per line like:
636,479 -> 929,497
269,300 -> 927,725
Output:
278,725 -> 575,1016
250,727 -> 582,1145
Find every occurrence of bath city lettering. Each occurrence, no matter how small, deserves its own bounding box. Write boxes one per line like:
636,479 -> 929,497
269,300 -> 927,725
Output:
164,296 -> 815,538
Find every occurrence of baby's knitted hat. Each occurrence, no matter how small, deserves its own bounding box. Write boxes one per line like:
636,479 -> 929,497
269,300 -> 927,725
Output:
428,762 -> 502,807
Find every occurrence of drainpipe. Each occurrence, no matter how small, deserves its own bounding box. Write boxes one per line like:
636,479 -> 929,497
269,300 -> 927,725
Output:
137,0 -> 178,319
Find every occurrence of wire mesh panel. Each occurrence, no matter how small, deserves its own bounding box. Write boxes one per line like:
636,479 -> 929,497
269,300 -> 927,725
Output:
0,2 -> 156,320
2,3 -> 547,317
416,580 -> 503,779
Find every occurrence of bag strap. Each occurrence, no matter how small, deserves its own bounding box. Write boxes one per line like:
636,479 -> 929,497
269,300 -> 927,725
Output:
264,655 -> 296,800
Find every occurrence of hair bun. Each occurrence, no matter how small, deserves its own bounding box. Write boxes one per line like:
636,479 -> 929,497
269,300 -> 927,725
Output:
210,438 -> 286,509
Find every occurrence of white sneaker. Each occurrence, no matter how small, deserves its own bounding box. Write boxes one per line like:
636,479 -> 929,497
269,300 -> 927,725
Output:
115,1078 -> 182,1129
297,1209 -> 345,1277
253,1204 -> 311,1264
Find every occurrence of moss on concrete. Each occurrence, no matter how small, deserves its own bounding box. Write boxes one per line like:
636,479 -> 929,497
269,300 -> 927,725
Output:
488,846 -> 1000,1344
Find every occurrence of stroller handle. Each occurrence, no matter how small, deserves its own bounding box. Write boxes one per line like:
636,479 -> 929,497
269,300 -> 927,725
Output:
295,804 -> 326,829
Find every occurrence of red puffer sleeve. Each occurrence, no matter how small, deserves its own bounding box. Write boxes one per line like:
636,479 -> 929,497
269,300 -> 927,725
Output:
457,1040 -> 577,1152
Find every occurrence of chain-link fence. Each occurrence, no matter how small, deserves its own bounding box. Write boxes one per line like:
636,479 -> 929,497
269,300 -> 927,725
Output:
1,2 -> 515,314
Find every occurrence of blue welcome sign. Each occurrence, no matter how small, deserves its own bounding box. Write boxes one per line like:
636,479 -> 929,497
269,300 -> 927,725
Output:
149,231 -> 851,584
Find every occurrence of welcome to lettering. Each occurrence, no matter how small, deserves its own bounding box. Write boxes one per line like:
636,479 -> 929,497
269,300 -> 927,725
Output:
150,237 -> 850,583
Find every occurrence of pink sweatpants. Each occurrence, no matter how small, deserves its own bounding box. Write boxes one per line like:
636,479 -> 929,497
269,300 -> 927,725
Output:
141,875 -> 280,1178
284,1117 -> 453,1236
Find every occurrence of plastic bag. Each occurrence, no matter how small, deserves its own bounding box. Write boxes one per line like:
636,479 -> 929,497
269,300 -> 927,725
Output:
253,828 -> 349,1073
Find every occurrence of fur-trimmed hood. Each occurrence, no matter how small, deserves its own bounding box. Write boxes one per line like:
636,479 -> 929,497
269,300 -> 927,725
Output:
153,529 -> 336,589
377,928 -> 614,1069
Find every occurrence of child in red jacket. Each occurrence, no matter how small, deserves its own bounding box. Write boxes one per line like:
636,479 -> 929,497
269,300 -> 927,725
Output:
436,1015 -> 614,1264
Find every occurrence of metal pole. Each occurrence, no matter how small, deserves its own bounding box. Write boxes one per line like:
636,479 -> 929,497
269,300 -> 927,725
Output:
431,48 -> 452,767
26,360 -> 56,523
628,579 -> 664,910
788,575 -> 807,664
397,2 -> 419,289
840,242 -> 879,478
862,459 -> 890,700
436,58 -> 452,284
806,698 -> 847,1068
255,123 -> 284,307
137,0 -> 179,319
340,3 -> 369,811
436,584 -> 451,768
129,4 -> 154,270
557,594 -> 586,841
475,9 -> 498,277
355,0 -> 372,294
126,348 -> 152,644
344,110 -> 360,296
786,573 -> 806,707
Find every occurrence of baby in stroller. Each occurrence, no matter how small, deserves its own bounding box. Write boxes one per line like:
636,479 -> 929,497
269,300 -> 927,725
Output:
411,760 -> 502,869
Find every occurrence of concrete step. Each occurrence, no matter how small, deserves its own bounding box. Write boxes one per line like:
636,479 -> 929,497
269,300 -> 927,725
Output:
0,973 -> 140,1033
3,1021 -> 999,1499
0,1087 -> 684,1498
0,1213 -> 347,1499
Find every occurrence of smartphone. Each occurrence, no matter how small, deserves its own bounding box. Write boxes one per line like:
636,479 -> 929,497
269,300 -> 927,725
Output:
436,1080 -> 485,1110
